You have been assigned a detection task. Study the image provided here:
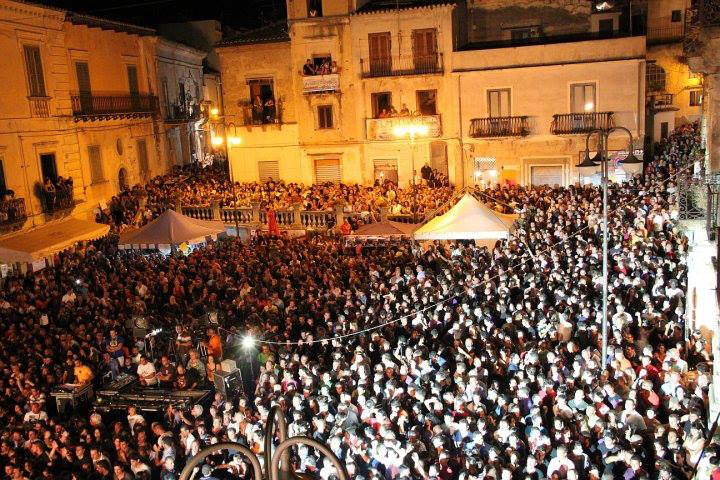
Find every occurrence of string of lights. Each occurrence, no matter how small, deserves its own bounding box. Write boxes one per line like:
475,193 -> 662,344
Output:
249,162 -> 689,347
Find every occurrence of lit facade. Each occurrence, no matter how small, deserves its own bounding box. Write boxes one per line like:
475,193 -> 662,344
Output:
218,0 -> 649,188
0,0 -> 169,230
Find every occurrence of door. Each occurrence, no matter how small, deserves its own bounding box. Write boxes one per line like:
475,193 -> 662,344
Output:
373,159 -> 398,185
530,165 -> 563,186
127,65 -> 140,109
412,29 -> 438,72
368,32 -> 391,75
40,153 -> 57,184
118,168 -> 128,191
598,18 -> 614,37
660,122 -> 669,140
75,62 -> 92,113
315,158 -> 341,184
430,141 -> 448,177
258,161 -> 279,182
136,139 -> 149,176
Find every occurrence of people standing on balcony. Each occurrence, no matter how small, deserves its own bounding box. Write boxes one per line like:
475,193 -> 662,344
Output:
303,59 -> 316,76
252,95 -> 263,124
42,178 -> 56,211
263,97 -> 276,123
330,61 -> 339,74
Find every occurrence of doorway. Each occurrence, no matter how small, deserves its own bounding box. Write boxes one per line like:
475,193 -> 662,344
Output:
118,168 -> 129,191
40,153 -> 58,183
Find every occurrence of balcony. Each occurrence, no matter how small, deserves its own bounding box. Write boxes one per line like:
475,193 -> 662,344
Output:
0,198 -> 27,231
469,116 -> 529,138
360,54 -> 443,79
649,93 -> 677,112
28,97 -> 50,118
165,103 -> 200,123
238,101 -> 283,126
551,112 -> 614,135
366,114 -> 442,141
38,185 -> 75,215
302,74 -> 340,94
647,16 -> 685,45
71,93 -> 159,121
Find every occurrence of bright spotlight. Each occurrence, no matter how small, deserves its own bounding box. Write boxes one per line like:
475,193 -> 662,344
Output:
242,335 -> 255,350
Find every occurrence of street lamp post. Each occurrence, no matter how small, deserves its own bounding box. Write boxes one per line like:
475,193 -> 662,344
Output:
393,123 -> 429,222
576,126 -> 642,370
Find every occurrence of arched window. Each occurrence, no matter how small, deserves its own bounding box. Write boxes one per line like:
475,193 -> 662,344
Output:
646,63 -> 667,92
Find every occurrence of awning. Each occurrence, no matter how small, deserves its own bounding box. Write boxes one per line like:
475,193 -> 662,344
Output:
118,209 -> 226,249
0,218 -> 110,263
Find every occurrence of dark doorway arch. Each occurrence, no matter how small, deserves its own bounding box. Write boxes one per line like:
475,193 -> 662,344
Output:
118,167 -> 129,191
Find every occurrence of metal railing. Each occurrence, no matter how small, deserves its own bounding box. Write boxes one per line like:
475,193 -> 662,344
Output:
165,103 -> 200,123
649,93 -> 675,110
38,188 -> 75,214
469,116 -> 529,138
551,112 -> 614,135
360,53 -> 443,78
0,198 -> 27,228
238,102 -> 282,126
28,97 -> 50,118
647,15 -> 685,44
71,93 -> 159,118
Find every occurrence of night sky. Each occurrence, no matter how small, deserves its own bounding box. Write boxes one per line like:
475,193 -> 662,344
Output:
40,0 -> 286,30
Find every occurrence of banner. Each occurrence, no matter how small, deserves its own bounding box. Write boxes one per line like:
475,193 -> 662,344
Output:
302,74 -> 340,93
367,115 -> 442,141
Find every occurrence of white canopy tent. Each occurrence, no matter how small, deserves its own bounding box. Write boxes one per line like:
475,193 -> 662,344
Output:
118,209 -> 226,250
0,217 -> 110,264
413,193 -> 515,241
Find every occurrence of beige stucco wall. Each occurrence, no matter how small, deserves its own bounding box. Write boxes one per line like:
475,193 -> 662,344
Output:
648,43 -> 703,124
0,0 -> 170,231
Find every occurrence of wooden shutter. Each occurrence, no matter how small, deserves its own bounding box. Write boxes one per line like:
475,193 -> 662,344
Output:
87,145 -> 104,184
258,161 -> 279,182
136,139 -> 149,174
531,165 -> 563,186
23,46 -> 46,97
369,33 -> 391,74
315,158 -> 341,184
127,66 -> 140,96
412,29 -> 437,71
76,62 -> 92,112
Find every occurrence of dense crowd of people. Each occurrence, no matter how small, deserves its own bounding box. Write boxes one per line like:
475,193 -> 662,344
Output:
2,122 -> 718,480
97,166 -> 454,232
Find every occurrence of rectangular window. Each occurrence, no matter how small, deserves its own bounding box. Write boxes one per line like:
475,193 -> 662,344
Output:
488,89 -> 511,117
371,92 -> 392,118
162,78 -> 171,112
0,159 -> 6,194
308,0 -> 322,17
23,45 -> 46,97
248,78 -> 276,124
690,90 -> 703,106
571,83 -> 596,113
136,139 -> 149,174
258,161 -> 280,182
416,90 -> 437,115
317,105 -> 333,129
127,65 -> 139,96
315,158 -> 341,184
412,28 -> 438,71
598,18 -> 614,36
75,62 -> 92,112
671,10 -> 682,22
87,145 -> 104,184
368,32 -> 392,75
40,153 -> 57,184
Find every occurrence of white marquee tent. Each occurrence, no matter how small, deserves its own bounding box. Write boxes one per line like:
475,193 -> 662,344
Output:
413,193 -> 516,241
118,209 -> 226,250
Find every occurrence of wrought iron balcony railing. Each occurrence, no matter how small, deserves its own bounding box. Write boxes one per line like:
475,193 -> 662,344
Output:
647,15 -> 686,44
71,93 -> 159,120
0,198 -> 27,228
360,53 -> 443,78
469,116 -> 529,138
649,93 -> 675,111
165,103 -> 200,123
551,112 -> 614,135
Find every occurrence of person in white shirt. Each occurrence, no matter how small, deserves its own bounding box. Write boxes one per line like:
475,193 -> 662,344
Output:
137,356 -> 158,386
61,289 -> 76,304
127,406 -> 145,431
547,446 -> 576,477
23,402 -> 48,423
